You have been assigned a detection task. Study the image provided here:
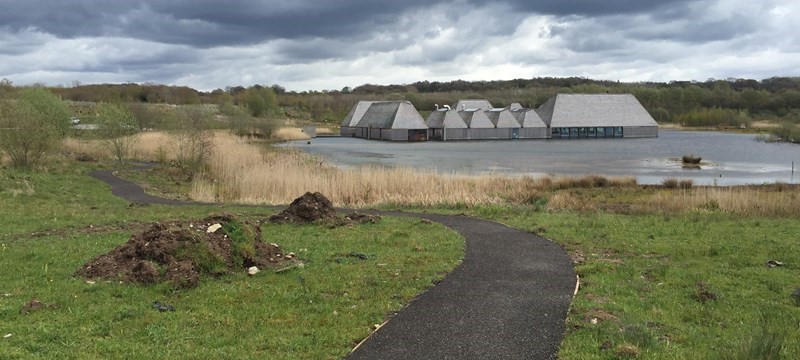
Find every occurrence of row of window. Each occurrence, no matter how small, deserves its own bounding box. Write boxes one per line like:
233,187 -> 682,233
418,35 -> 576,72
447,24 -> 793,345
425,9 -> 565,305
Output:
551,127 -> 623,139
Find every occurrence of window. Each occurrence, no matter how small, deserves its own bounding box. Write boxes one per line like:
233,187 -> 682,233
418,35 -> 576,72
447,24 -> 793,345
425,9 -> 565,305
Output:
552,128 -> 561,136
615,127 -> 623,137
588,127 -> 596,137
596,127 -> 604,137
570,127 -> 578,138
605,127 -> 614,138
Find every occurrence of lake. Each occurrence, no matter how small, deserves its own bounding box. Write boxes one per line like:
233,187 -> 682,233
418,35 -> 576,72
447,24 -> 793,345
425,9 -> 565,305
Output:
283,130 -> 800,185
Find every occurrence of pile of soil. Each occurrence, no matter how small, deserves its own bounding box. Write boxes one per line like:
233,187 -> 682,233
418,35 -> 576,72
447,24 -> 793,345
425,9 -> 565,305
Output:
269,192 -> 338,224
75,214 -> 295,288
269,192 -> 382,226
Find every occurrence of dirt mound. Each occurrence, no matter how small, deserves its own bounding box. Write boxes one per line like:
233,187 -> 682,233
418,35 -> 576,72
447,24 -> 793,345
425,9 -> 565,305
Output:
268,193 -> 383,226
76,214 -> 295,288
269,192 -> 338,224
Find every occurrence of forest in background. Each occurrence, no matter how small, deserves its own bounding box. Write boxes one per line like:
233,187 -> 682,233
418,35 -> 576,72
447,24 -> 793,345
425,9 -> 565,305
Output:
2,76 -> 800,134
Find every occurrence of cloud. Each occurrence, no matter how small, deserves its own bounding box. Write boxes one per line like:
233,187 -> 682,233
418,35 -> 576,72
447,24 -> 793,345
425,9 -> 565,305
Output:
0,0 -> 798,91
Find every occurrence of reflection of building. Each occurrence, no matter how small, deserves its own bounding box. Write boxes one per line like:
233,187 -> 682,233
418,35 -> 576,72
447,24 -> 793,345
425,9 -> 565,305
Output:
536,94 -> 659,138
341,94 -> 658,141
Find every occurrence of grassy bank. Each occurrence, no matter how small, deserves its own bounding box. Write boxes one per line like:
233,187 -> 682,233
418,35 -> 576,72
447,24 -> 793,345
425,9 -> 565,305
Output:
11,133 -> 800,359
0,160 -> 464,359
429,205 -> 799,359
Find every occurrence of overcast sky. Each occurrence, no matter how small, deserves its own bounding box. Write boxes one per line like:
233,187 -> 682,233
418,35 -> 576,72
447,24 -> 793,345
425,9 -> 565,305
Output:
1,0 -> 798,91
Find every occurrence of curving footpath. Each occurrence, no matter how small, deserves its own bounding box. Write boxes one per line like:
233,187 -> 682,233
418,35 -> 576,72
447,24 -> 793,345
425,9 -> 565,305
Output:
90,169 -> 577,360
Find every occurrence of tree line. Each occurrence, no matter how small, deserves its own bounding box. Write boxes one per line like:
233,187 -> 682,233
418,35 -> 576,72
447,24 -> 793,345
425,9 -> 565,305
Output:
16,76 -> 798,125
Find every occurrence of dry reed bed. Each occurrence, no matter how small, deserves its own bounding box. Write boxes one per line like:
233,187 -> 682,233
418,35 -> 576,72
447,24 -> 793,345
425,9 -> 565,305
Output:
58,132 -> 800,216
644,187 -> 800,217
187,133 -> 637,207
191,134 -> 524,206
63,132 -> 176,162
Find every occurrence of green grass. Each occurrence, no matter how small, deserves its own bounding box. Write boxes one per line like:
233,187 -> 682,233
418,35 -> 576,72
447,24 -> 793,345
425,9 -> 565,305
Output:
451,205 -> 800,359
0,162 -> 464,359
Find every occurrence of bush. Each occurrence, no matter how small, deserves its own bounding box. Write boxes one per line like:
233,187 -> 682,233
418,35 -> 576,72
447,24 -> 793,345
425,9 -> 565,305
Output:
96,102 -> 140,165
662,178 -> 679,189
675,108 -> 751,128
0,88 -> 71,168
171,107 -> 215,175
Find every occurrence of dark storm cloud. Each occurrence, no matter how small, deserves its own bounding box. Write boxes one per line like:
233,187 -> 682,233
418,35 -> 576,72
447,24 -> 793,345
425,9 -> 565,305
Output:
1,0 -> 797,90
502,0 -> 697,17
0,0 -> 435,47
0,0 -> 698,49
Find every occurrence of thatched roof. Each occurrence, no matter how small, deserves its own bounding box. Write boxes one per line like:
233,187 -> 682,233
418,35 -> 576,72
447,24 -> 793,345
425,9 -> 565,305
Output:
510,109 -> 547,128
457,109 -> 494,128
354,101 -> 428,129
341,101 -> 377,127
426,109 -> 468,128
536,94 -> 658,128
453,99 -> 492,111
485,108 -> 521,128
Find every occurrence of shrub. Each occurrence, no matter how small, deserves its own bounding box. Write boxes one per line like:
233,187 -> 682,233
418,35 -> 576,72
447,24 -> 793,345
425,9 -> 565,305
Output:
0,88 -> 71,168
171,107 -> 215,175
662,178 -> 679,189
679,179 -> 694,189
96,102 -> 140,165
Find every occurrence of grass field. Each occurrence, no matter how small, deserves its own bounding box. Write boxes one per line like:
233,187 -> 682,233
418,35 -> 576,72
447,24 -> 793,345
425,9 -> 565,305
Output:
5,134 -> 800,359
425,204 -> 800,359
0,161 -> 464,359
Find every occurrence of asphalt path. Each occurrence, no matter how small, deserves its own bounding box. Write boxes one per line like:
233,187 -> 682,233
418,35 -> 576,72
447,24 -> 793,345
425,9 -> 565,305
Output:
89,168 -> 577,359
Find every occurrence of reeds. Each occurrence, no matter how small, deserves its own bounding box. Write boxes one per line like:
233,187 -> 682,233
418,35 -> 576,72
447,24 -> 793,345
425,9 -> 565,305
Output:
181,133 -> 637,207
61,131 -> 800,216
644,187 -> 800,217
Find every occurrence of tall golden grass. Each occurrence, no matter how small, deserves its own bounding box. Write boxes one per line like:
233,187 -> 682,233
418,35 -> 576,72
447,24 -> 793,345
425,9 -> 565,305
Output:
185,132 -> 637,207
58,131 -> 800,216
272,128 -> 311,141
271,127 -> 337,141
62,132 -> 180,162
644,187 -> 800,217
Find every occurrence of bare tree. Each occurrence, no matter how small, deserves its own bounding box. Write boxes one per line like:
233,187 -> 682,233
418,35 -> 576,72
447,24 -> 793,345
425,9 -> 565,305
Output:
96,102 -> 140,165
172,107 -> 214,175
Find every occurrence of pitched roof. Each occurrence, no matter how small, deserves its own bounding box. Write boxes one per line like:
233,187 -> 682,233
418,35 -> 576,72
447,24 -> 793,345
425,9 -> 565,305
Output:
508,103 -> 523,110
453,99 -> 492,111
426,109 -> 468,128
536,94 -> 658,128
485,108 -> 521,128
457,109 -> 495,128
341,101 -> 376,127
511,109 -> 547,128
355,101 -> 428,129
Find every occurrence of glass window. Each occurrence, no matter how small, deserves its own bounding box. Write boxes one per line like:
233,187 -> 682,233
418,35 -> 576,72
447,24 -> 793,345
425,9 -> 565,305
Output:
615,127 -> 623,137
605,127 -> 614,138
596,127 -> 604,137
570,127 -> 578,138
562,128 -> 570,138
588,127 -> 596,137
552,128 -> 560,136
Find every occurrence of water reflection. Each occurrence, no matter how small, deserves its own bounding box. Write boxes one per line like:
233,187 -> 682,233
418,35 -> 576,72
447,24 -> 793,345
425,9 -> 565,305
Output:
284,130 -> 800,185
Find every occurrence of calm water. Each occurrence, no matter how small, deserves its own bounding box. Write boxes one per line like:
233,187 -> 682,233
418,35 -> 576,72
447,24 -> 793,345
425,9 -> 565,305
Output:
283,130 -> 800,185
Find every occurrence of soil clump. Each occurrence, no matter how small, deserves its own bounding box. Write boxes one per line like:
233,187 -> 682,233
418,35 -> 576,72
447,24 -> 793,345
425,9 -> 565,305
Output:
75,214 -> 294,288
269,192 -> 381,226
